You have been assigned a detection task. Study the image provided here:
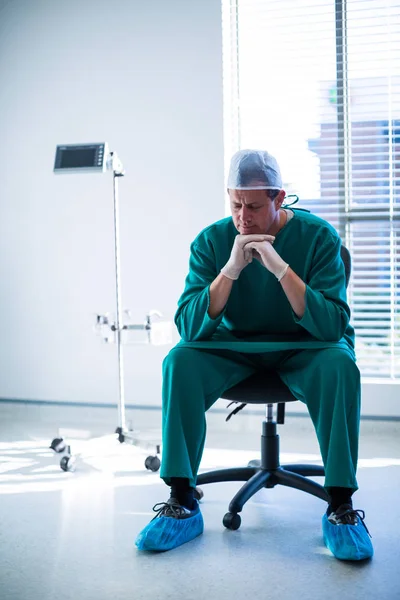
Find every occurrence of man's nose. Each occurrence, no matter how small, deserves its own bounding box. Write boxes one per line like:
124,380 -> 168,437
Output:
240,206 -> 251,223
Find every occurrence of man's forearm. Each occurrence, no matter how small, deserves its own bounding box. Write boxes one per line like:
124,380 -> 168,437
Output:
208,273 -> 234,319
208,267 -> 306,321
280,268 -> 306,318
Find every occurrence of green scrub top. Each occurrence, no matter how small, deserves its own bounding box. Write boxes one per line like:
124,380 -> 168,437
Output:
174,209 -> 355,359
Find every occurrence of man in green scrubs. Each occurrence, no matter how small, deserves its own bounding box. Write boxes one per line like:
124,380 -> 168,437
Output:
135,149 -> 373,561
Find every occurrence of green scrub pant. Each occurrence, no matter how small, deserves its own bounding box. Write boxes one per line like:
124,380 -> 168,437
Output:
160,346 -> 360,492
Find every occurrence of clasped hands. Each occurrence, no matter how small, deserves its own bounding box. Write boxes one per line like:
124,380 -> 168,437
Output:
221,234 -> 289,281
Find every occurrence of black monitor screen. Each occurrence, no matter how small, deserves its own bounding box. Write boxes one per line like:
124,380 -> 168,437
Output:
60,148 -> 97,168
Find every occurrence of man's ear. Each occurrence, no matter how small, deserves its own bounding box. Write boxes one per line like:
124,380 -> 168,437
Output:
275,189 -> 286,209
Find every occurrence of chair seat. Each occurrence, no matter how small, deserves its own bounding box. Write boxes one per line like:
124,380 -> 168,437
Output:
221,370 -> 297,404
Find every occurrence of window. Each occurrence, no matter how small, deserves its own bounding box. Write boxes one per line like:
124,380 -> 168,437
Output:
222,0 -> 400,378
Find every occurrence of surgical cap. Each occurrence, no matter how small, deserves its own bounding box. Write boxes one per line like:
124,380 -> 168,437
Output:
227,149 -> 282,190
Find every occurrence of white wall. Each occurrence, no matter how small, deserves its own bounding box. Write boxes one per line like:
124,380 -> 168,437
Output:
0,0 -> 225,406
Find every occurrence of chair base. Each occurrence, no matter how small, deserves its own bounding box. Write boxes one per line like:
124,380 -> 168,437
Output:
196,420 -> 329,516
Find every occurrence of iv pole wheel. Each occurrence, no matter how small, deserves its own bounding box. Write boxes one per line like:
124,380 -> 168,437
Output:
145,456 -> 161,472
115,427 -> 125,444
60,455 -> 76,472
50,437 -> 66,453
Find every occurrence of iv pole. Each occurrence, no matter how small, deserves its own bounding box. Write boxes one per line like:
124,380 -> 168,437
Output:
110,153 -> 128,433
51,147 -> 161,472
109,153 -> 160,468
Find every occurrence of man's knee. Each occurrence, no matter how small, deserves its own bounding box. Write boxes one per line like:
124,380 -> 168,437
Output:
162,346 -> 200,377
310,348 -> 360,382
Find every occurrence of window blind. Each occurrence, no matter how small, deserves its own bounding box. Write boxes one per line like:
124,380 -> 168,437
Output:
222,0 -> 400,378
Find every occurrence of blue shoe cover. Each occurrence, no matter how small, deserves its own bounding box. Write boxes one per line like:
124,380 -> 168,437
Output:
322,506 -> 374,561
135,498 -> 204,552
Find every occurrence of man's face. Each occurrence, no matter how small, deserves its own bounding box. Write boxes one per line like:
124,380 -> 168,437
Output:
228,189 -> 285,235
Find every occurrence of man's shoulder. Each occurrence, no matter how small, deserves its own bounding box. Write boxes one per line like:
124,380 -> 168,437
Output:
292,209 -> 339,241
192,217 -> 233,247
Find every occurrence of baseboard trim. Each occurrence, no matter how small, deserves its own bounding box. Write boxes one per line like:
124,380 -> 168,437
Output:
0,397 -> 160,410
0,397 -> 399,422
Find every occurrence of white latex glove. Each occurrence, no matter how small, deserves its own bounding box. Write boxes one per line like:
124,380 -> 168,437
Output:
221,234 -> 275,280
244,240 -> 289,281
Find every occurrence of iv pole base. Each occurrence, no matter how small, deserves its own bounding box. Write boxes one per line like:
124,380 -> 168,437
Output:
115,427 -> 161,472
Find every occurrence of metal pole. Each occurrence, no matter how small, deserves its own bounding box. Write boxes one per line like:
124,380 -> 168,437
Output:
112,171 -> 126,429
229,0 -> 241,152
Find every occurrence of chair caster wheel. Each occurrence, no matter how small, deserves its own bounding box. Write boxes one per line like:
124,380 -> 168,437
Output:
194,487 -> 204,502
145,456 -> 160,472
223,512 -> 241,530
50,437 -> 66,453
60,455 -> 76,472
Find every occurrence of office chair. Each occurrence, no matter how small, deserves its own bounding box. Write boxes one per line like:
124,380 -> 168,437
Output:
196,245 -> 351,530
